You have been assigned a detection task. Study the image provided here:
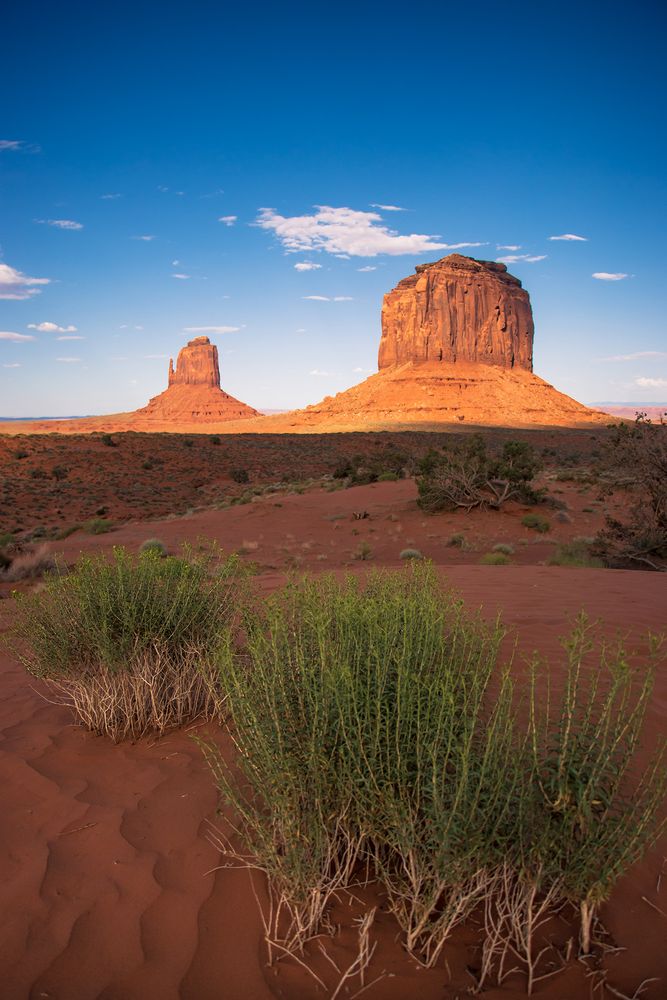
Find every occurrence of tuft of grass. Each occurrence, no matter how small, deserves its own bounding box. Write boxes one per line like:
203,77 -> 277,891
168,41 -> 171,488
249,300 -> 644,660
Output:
83,518 -> 116,535
521,513 -> 550,533
399,547 -> 423,560
353,540 -> 373,561
447,532 -> 468,549
492,542 -> 515,555
480,551 -> 512,565
548,538 -> 604,568
199,572 -> 666,990
139,538 -> 167,557
9,544 -> 243,741
1,544 -> 57,582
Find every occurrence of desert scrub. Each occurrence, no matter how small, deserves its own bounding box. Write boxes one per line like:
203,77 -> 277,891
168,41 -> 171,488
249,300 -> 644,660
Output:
83,517 -> 116,535
548,538 -> 603,568
399,547 -> 423,559
201,565 -> 508,961
492,542 -> 515,555
9,544 -> 244,741
139,537 -> 167,557
480,551 -> 512,565
521,513 -> 550,533
201,572 -> 666,992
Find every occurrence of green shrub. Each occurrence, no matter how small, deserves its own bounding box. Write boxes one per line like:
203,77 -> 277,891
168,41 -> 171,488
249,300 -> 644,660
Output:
200,572 -> 666,988
480,551 -> 511,565
100,433 -> 116,447
377,470 -> 399,482
230,467 -> 250,484
521,513 -> 550,533
548,539 -> 603,568
447,532 -> 468,548
9,545 -> 242,740
399,547 -> 423,560
83,518 -> 115,535
418,436 -> 542,513
492,542 -> 515,555
52,465 -> 68,481
139,538 -> 167,557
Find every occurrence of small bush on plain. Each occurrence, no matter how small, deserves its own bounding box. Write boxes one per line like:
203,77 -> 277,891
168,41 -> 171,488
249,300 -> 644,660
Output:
521,512 -> 550,533
10,544 -> 243,740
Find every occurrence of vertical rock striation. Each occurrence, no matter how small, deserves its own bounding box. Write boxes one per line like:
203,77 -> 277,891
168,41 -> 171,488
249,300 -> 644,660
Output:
168,336 -> 221,388
378,254 -> 534,372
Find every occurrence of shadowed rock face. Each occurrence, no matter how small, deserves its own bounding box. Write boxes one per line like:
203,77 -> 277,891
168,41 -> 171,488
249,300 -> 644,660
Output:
168,336 -> 221,388
378,254 -> 534,372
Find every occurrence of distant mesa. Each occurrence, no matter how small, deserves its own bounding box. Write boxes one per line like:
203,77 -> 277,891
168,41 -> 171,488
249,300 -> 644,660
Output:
134,336 -> 258,425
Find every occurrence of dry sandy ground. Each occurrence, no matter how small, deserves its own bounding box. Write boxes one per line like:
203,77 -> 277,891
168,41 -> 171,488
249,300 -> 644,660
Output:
1,482 -> 666,1000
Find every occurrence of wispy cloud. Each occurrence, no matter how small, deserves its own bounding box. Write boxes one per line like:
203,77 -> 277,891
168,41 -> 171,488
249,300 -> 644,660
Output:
0,263 -> 50,300
358,266 -> 377,272
599,351 -> 667,362
497,245 -> 521,251
549,234 -> 588,241
132,234 -> 156,241
218,215 -> 237,226
36,218 -> 84,230
0,139 -> 40,152
28,322 -> 77,333
101,192 -> 122,200
370,203 -> 407,212
352,367 -> 374,373
0,331 -> 35,342
256,205 -> 484,258
3,363 -> 22,368
56,357 -> 81,363
183,325 -> 241,334
57,335 -> 84,341
309,369 -> 332,376
635,376 -> 667,389
294,262 -> 322,271
302,295 -> 354,302
172,273 -> 191,280
592,272 -> 629,281
496,254 -> 547,264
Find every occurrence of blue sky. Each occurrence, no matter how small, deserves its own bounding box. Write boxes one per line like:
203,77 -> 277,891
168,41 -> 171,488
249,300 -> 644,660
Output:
1,0 -> 665,416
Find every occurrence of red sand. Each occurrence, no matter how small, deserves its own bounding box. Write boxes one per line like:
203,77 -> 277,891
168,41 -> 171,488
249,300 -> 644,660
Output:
1,482 -> 666,999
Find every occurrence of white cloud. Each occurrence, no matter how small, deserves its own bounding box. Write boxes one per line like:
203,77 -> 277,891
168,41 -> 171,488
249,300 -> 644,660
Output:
172,259 -> 180,266
0,139 -> 39,153
358,266 -> 377,272
183,325 -> 241,334
496,254 -> 547,264
101,192 -> 122,200
36,219 -> 84,230
57,335 -> 84,341
592,272 -> 629,281
256,205 -> 485,258
172,273 -> 191,280
56,356 -> 81,363
294,262 -> 322,271
302,295 -> 353,302
600,351 -> 667,362
0,140 -> 23,150
635,377 -> 667,389
132,234 -> 156,241
549,234 -> 588,241
28,322 -> 77,333
352,367 -> 373,373
3,363 -> 22,368
0,331 -> 35,342
309,369 -> 332,376
218,215 -> 237,226
370,204 -> 406,212
497,245 -> 521,251
296,328 -> 306,333
0,263 -> 50,300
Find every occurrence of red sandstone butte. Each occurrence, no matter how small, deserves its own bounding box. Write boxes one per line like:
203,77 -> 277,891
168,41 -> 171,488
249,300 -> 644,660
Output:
135,336 -> 258,424
379,254 -> 534,371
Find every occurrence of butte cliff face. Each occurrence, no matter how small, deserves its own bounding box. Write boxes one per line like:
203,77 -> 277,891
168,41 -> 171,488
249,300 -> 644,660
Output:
378,254 -> 534,372
134,336 -> 258,426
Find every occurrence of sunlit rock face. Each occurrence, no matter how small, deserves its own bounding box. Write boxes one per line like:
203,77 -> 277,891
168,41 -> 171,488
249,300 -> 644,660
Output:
378,254 -> 534,372
136,336 -> 258,424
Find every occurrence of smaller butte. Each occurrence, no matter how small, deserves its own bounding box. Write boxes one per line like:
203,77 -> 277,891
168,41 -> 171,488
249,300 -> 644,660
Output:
133,336 -> 258,426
